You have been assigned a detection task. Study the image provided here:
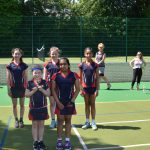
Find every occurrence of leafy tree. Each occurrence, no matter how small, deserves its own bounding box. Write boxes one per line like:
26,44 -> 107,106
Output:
0,0 -> 22,36
78,0 -> 150,17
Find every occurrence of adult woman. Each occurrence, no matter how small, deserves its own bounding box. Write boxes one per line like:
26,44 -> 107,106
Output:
130,51 -> 146,90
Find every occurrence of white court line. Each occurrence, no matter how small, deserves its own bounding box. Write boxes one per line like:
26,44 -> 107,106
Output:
72,125 -> 88,150
96,118 -> 150,125
1,99 -> 150,107
88,143 -> 150,150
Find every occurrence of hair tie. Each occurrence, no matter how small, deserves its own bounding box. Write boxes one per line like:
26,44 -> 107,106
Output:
32,68 -> 42,71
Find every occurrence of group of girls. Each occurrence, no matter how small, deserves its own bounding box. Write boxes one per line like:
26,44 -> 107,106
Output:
6,42 -> 146,150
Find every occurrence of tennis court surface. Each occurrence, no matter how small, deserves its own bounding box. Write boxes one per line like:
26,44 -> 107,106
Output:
0,82 -> 150,150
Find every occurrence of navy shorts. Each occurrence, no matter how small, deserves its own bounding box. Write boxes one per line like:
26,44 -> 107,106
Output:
10,87 -> 25,98
55,102 -> 76,115
29,107 -> 49,121
82,87 -> 96,95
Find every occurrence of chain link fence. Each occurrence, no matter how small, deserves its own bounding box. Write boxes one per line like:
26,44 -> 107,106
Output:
0,16 -> 150,60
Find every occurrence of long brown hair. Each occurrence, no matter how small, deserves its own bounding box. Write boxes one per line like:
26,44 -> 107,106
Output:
11,48 -> 24,63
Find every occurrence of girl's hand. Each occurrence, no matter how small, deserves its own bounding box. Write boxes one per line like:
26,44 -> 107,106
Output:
8,89 -> 12,97
80,90 -> 85,97
38,86 -> 43,91
95,90 -> 99,97
57,102 -> 64,110
32,87 -> 38,92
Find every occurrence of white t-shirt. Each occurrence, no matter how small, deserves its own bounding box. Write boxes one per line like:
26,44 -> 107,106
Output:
133,59 -> 143,69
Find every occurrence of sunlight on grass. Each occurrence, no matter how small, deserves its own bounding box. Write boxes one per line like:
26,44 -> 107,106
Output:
0,56 -> 150,64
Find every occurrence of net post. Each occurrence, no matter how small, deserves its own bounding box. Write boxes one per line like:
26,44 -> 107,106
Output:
125,17 -> 128,62
32,16 -> 34,64
80,16 -> 83,62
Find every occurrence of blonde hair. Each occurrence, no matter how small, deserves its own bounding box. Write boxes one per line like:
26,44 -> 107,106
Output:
98,43 -> 105,49
49,46 -> 60,55
136,51 -> 143,60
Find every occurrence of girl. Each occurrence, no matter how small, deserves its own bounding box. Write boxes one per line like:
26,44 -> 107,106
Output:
78,47 -> 99,130
43,46 -> 60,128
25,65 -> 50,150
6,48 -> 28,128
52,57 -> 80,150
130,51 -> 146,90
95,43 -> 111,90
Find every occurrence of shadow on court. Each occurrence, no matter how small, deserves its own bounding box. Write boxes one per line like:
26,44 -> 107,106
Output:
100,125 -> 141,130
0,123 -> 84,150
0,122 -> 125,150
74,124 -> 140,131
108,89 -> 130,91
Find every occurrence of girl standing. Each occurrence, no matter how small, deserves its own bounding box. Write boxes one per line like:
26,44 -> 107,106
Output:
78,47 -> 99,130
25,65 -> 50,150
43,46 -> 60,128
95,43 -> 111,90
6,48 -> 28,128
52,57 -> 80,150
130,51 -> 146,90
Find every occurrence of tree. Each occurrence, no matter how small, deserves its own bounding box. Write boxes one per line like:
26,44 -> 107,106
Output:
0,0 -> 22,36
78,0 -> 150,17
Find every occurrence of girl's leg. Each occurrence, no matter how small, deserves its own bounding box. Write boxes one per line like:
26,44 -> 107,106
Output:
102,76 -> 111,89
89,94 -> 97,130
49,96 -> 56,128
84,94 -> 90,121
32,121 -> 39,149
56,115 -> 64,149
82,94 -> 91,129
12,98 -> 19,128
57,115 -> 64,139
38,120 -> 46,149
137,69 -> 142,90
38,120 -> 45,141
131,69 -> 137,89
90,95 -> 96,120
32,121 -> 38,141
64,115 -> 72,139
64,115 -> 72,149
19,97 -> 25,127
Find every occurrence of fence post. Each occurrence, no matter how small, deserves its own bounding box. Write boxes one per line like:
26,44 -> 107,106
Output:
80,16 -> 83,62
32,16 -> 34,64
125,17 -> 128,62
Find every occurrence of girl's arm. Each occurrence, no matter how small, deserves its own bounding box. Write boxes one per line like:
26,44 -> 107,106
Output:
23,69 -> 28,88
6,69 -> 12,96
78,68 -> 84,96
143,59 -> 146,67
25,87 -> 38,98
95,67 -> 100,97
96,67 -> 100,90
96,53 -> 106,64
99,53 -> 106,64
78,68 -> 82,88
71,78 -> 80,102
95,54 -> 98,64
52,80 -> 64,109
43,67 -> 47,80
129,59 -> 135,68
38,86 -> 50,97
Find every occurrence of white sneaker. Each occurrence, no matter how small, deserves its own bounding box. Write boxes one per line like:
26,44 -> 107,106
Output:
91,122 -> 97,130
82,122 -> 91,129
49,120 -> 56,128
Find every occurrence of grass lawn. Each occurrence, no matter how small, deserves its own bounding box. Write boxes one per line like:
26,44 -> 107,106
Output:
0,56 -> 150,64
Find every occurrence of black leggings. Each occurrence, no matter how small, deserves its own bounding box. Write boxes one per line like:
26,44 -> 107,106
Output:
131,68 -> 142,87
